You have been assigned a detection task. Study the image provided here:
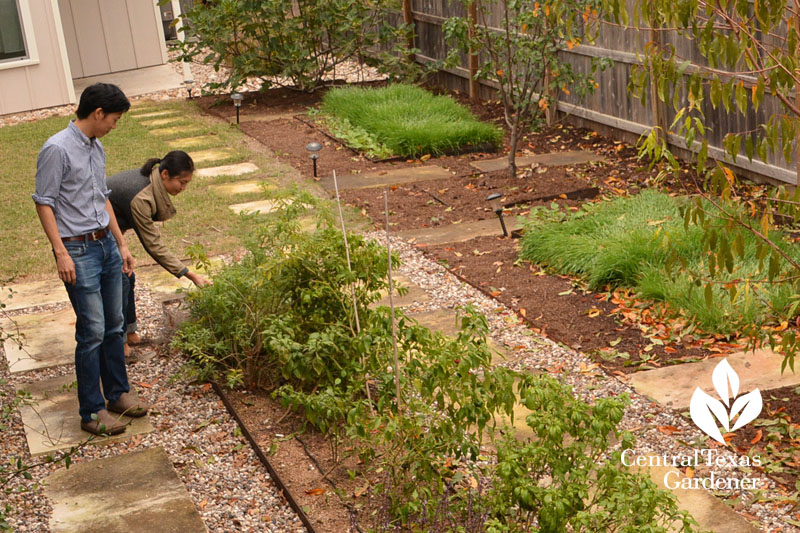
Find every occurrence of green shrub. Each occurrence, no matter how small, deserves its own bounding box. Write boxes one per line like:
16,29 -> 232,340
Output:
320,84 -> 503,158
520,190 -> 800,334
173,194 -> 695,530
175,0 -> 405,92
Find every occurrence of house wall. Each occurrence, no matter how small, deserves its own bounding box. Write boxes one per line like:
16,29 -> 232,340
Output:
0,0 -> 74,116
59,0 -> 168,79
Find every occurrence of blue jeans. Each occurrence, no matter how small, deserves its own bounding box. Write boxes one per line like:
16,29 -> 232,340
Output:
122,271 -> 137,334
62,233 -> 130,422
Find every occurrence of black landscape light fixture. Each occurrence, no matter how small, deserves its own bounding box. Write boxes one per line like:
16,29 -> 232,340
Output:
184,79 -> 194,100
231,92 -> 244,124
487,193 -> 508,237
306,141 -> 323,177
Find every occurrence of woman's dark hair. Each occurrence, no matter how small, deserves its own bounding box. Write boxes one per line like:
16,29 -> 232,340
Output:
76,83 -> 130,119
140,151 -> 195,178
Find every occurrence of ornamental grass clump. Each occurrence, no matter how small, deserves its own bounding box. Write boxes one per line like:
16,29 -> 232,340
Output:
320,84 -> 502,158
520,190 -> 800,334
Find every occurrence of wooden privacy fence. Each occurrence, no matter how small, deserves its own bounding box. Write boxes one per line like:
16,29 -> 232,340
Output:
403,0 -> 797,186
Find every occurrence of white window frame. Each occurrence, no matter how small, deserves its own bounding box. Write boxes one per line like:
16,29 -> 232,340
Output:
0,0 -> 40,71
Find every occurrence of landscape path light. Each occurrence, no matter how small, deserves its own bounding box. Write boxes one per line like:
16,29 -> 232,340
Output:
306,141 -> 323,177
184,79 -> 194,100
486,192 -> 508,237
231,92 -> 244,124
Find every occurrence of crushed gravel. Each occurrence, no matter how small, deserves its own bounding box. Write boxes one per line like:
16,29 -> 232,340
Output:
0,281 -> 305,533
372,230 -> 798,533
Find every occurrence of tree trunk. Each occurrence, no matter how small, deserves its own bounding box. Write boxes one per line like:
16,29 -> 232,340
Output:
507,124 -> 519,178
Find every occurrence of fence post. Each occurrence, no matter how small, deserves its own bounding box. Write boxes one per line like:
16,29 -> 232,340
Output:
468,1 -> 480,103
649,26 -> 668,143
402,0 -> 415,62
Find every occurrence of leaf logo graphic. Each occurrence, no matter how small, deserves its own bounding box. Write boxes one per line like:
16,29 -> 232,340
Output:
689,359 -> 762,445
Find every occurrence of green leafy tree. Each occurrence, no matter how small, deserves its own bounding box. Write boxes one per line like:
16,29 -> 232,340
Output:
444,0 -> 608,177
173,0 -> 412,92
603,0 -> 800,369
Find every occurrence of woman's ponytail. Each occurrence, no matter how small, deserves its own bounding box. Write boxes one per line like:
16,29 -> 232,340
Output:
139,151 -> 194,178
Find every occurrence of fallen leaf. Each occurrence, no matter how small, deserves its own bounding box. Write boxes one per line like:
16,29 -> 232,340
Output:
305,488 -> 326,496
134,381 -> 153,389
657,425 -> 678,435
519,308 -> 527,317
588,308 -> 601,318
751,429 -> 763,445
685,467 -> 694,478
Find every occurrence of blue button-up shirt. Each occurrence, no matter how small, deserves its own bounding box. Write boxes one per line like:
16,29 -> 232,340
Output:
33,120 -> 110,238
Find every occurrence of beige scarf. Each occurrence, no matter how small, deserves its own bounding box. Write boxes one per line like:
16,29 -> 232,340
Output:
149,167 -> 177,222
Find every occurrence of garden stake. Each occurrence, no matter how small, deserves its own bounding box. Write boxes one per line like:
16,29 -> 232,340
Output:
384,190 -> 403,409
332,170 -> 374,414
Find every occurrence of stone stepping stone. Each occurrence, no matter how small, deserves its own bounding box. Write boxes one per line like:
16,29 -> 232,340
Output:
2,308 -> 75,373
3,278 -> 68,311
45,447 -> 205,532
229,199 -> 288,215
194,162 -> 259,178
136,263 -> 195,302
166,135 -> 221,150
17,374 -> 154,456
150,126 -> 204,138
628,349 -> 799,410
188,147 -> 239,165
407,309 -> 511,365
129,110 -> 180,119
319,165 -> 451,192
470,150 -> 604,173
395,218 -> 521,246
139,117 -> 185,128
635,457 -> 758,532
211,180 -> 275,196
235,111 -> 300,123
373,274 -> 430,308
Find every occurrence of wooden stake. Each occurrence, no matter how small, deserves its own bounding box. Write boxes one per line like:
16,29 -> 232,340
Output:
468,1 -> 480,103
402,0 -> 415,63
384,190 -> 402,408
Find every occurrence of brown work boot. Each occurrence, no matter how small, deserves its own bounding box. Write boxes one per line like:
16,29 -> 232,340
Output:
127,332 -> 143,345
107,392 -> 149,417
81,409 -> 127,436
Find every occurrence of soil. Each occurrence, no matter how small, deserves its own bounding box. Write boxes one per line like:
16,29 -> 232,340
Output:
729,384 -> 800,491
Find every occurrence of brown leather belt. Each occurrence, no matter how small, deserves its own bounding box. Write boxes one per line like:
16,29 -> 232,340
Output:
62,228 -> 108,242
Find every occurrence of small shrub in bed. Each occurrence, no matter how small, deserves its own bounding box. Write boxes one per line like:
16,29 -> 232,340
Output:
319,84 -> 502,158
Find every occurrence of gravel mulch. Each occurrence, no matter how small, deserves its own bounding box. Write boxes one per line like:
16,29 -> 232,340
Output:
372,229 -> 798,533
0,281 -> 305,533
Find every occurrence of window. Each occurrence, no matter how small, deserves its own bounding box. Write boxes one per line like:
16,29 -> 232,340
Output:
0,0 -> 35,65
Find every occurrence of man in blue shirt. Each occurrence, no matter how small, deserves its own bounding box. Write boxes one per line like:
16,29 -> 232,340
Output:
33,83 -> 148,436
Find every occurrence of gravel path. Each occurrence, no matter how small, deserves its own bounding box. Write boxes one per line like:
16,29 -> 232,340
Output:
375,230 -> 798,533
0,282 -> 305,533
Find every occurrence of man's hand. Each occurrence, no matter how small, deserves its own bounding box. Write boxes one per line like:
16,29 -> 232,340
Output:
186,271 -> 212,287
119,244 -> 134,275
55,250 -> 76,285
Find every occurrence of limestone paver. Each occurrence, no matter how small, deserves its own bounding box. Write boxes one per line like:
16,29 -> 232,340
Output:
636,458 -> 758,532
628,349 -> 799,409
135,263 -> 195,302
407,309 -> 511,365
2,308 -> 75,373
188,147 -> 239,165
319,165 -> 452,191
3,278 -> 68,311
373,274 -> 431,308
194,162 -> 259,178
18,374 -> 154,456
470,150 -> 605,172
211,180 -> 275,196
140,117 -> 185,128
229,199 -> 285,215
166,135 -> 221,150
45,447 -> 205,532
150,126 -> 204,137
395,218 -> 521,246
129,110 -> 180,119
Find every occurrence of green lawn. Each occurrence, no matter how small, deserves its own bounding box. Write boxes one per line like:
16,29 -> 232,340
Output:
519,190 -> 800,335
0,99 -> 305,281
319,84 -> 502,158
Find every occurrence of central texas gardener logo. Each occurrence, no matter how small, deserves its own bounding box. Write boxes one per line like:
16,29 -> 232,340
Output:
689,359 -> 763,445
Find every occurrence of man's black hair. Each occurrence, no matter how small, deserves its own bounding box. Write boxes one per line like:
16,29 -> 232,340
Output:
76,83 -> 130,119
